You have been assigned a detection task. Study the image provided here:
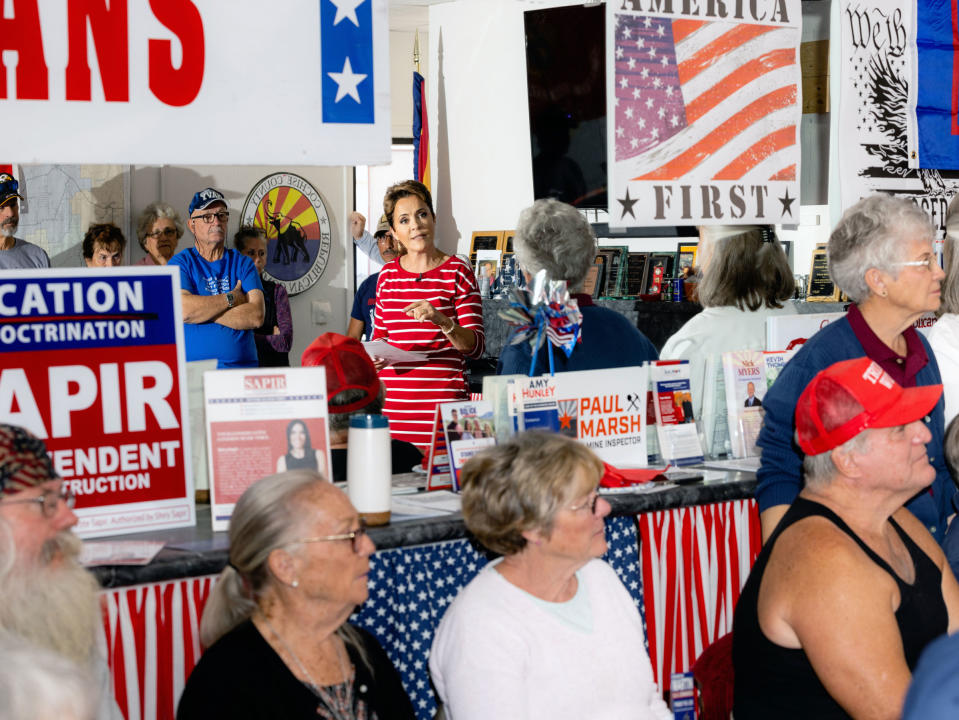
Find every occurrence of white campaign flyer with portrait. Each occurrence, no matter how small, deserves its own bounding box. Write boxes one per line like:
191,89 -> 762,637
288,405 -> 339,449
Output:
204,367 -> 330,531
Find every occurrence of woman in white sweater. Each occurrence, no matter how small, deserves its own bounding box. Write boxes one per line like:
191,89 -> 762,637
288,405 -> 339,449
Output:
660,225 -> 796,422
429,432 -> 670,720
928,195 -> 959,428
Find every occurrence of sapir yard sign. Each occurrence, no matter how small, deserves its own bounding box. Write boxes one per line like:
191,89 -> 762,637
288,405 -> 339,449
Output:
0,267 -> 194,537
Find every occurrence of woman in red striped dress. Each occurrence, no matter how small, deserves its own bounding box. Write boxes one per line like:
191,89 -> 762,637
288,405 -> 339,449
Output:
372,181 -> 485,450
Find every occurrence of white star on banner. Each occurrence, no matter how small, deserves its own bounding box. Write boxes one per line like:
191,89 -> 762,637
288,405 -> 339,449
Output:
328,57 -> 367,103
329,0 -> 365,27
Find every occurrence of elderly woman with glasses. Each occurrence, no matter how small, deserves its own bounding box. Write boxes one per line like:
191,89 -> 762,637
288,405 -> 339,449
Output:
134,202 -> 184,266
177,471 -> 415,720
429,432 -> 670,720
756,195 -> 957,559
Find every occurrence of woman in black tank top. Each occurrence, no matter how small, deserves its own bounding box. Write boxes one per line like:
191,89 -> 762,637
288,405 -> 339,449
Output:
734,357 -> 959,718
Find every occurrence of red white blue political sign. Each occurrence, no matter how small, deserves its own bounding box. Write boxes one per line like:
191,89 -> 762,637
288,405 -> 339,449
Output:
0,268 -> 194,537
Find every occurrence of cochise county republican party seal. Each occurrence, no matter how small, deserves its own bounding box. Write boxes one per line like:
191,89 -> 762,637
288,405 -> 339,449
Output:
241,173 -> 332,295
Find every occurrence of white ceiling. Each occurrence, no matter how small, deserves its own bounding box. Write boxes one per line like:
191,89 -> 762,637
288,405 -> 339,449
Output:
389,0 -> 450,32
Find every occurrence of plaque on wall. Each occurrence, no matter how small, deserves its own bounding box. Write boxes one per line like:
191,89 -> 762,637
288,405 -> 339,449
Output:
807,243 -> 840,301
598,246 -> 629,297
469,231 -> 503,269
625,252 -> 650,296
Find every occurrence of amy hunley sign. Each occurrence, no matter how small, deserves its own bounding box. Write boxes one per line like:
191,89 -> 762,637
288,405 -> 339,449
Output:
509,366 -> 650,468
241,173 -> 333,296
606,0 -> 802,226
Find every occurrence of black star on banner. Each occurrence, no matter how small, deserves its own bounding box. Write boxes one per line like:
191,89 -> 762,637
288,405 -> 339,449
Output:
779,189 -> 795,218
618,188 -> 638,220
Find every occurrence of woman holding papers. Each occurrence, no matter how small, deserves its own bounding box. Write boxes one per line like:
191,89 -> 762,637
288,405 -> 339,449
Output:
177,471 -> 415,720
755,195 -> 956,568
430,433 -> 670,720
660,224 -> 795,422
372,180 -> 485,450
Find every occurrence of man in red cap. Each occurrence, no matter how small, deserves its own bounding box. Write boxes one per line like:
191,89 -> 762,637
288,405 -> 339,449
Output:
733,357 -> 959,719
0,423 -> 122,719
302,333 -> 422,481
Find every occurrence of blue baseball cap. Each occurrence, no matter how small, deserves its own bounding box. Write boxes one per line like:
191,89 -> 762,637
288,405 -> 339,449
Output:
188,188 -> 227,215
0,173 -> 23,206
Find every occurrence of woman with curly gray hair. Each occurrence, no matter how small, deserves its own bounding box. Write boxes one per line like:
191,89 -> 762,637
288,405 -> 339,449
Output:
177,471 -> 414,719
496,198 -> 658,375
429,432 -> 670,720
134,202 -> 183,265
755,195 -> 956,561
661,224 -> 795,421
928,193 -> 959,428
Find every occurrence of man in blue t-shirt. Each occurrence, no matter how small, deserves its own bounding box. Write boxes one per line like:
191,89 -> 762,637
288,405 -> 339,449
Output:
168,188 -> 264,368
347,215 -> 400,342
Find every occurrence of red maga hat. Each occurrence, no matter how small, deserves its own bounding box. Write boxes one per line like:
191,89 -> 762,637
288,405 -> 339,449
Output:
301,333 -> 380,415
795,357 -> 941,456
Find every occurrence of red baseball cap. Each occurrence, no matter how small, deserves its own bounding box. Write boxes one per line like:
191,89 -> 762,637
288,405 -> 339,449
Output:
795,357 -> 942,455
301,333 -> 380,414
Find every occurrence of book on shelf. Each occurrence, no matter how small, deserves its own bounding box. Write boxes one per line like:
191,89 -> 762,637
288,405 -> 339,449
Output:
721,350 -> 766,458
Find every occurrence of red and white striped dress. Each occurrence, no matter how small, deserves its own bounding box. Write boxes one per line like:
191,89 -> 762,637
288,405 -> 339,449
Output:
373,255 -> 485,449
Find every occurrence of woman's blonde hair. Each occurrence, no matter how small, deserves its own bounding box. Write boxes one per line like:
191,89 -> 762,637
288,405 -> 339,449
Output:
460,432 -> 603,556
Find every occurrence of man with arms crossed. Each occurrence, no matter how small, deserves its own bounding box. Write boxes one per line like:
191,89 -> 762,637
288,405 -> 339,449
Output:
169,188 -> 264,368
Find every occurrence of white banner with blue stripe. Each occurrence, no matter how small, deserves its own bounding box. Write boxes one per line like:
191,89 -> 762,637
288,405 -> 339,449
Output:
0,0 -> 390,166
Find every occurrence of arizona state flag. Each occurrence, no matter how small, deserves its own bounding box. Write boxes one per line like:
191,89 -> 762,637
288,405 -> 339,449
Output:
413,71 -> 431,190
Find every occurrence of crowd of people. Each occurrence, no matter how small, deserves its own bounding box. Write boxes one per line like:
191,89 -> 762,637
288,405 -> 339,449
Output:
8,170 -> 959,719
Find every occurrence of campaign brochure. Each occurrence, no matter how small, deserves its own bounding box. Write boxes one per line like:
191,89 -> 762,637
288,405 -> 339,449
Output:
700,355 -> 732,458
440,400 -> 496,490
650,360 -> 704,466
426,406 -> 452,491
508,366 -> 650,468
722,350 -> 766,458
204,366 -> 331,531
762,349 -> 797,391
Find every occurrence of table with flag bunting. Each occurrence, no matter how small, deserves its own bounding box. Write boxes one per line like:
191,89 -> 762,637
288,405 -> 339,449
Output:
96,490 -> 761,719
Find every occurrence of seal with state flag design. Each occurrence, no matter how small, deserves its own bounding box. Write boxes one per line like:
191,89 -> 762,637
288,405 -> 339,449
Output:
240,173 -> 333,295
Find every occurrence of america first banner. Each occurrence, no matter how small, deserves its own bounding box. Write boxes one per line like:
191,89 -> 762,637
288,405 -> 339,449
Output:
0,268 -> 194,537
607,0 -> 802,227
0,0 -> 389,166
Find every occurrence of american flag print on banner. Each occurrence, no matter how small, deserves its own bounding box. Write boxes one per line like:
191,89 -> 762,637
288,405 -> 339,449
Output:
322,0 -> 375,124
607,1 -> 802,227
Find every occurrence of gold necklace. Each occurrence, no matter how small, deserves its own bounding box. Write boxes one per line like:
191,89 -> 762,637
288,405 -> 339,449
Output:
259,615 -> 356,720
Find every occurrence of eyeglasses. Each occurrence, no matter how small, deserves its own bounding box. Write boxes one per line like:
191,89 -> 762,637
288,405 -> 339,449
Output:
289,519 -> 368,553
191,211 -> 229,225
896,255 -> 940,272
0,485 -> 75,518
148,227 -> 178,239
567,490 -> 601,515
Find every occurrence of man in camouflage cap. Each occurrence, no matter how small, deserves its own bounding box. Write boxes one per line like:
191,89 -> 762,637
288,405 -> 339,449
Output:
0,424 -> 121,719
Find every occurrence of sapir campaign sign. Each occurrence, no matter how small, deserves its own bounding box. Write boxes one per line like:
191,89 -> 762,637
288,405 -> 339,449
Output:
0,268 -> 194,537
0,0 -> 390,165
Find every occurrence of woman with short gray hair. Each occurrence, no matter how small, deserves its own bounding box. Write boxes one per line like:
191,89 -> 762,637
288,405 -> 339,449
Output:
928,193 -> 959,427
497,198 -> 658,375
430,432 -> 670,720
756,194 -> 956,570
135,202 -> 183,265
178,471 -> 414,719
661,224 -> 795,422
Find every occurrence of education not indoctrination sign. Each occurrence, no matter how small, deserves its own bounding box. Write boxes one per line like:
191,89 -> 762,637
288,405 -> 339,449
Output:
0,267 -> 194,538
